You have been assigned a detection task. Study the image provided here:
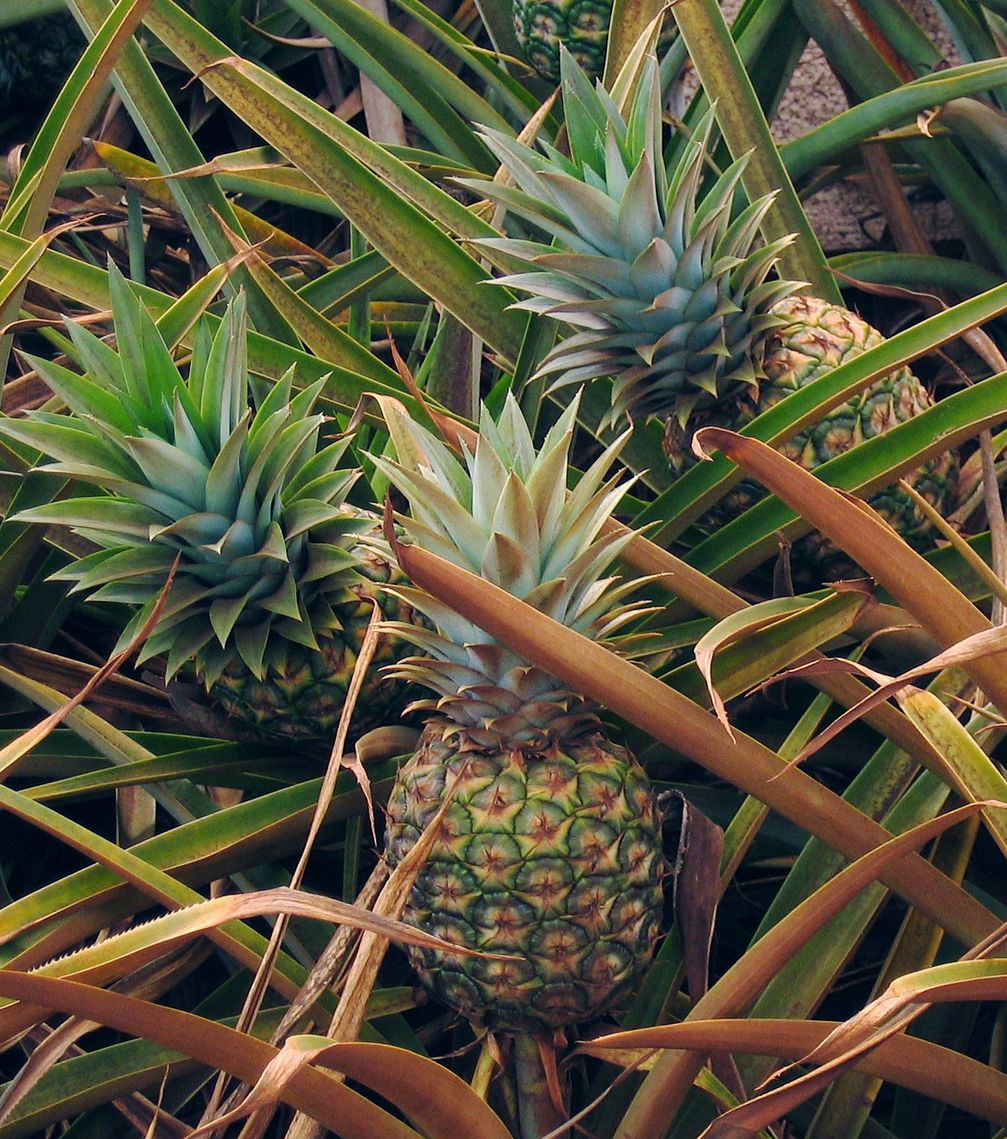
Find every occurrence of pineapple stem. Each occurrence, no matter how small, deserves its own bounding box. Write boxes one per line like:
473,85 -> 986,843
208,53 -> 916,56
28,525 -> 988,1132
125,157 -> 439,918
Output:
671,0 -> 842,303
513,1033 -> 565,1139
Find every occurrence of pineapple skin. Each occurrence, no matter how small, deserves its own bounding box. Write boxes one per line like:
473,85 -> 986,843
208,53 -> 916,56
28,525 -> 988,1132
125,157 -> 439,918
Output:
512,0 -> 674,81
514,0 -> 611,81
385,723 -> 665,1033
2,272 -> 420,749
372,394 -> 665,1033
663,296 -> 959,571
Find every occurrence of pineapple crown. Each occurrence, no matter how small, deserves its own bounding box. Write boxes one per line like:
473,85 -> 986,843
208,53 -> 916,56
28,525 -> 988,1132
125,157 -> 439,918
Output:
368,394 -> 649,747
3,266 -> 369,688
463,49 -> 802,426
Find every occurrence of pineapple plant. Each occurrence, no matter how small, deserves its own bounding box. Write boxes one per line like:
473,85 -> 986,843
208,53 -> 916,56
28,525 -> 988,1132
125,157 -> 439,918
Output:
466,52 -> 958,572
0,267 -> 412,742
373,394 -> 665,1034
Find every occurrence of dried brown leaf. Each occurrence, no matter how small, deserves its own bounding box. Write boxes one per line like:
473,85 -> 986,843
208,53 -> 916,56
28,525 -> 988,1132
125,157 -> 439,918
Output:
0,972 -> 432,1139
580,1016 -> 1007,1128
693,428 -> 1007,714
598,802 -> 995,1137
672,795 -> 725,1005
788,621 -> 1007,768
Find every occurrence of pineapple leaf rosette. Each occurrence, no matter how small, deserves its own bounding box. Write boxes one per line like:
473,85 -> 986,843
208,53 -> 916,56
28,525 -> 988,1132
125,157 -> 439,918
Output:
464,51 -> 958,574
2,267 -> 411,741
371,394 -> 666,1034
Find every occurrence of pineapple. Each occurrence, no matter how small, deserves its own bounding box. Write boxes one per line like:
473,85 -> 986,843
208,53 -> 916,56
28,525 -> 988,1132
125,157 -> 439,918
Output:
1,267 -> 411,742
513,0 -> 675,83
466,52 -> 957,571
373,395 -> 665,1034
514,0 -> 617,82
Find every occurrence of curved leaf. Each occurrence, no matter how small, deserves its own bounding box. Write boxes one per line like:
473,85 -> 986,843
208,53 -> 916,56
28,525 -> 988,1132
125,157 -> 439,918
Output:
133,0 -> 527,361
583,1017 -> 1007,1128
0,972 -> 421,1139
692,427 -> 1007,714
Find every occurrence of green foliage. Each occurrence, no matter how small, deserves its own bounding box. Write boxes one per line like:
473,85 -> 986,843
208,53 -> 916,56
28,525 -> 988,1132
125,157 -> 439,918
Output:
0,3 -> 1004,1138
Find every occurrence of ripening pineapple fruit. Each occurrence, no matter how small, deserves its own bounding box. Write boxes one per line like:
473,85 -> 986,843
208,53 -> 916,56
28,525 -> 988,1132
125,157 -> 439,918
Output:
514,0 -> 675,83
1,267 -> 412,742
514,0 -> 612,81
373,395 -> 665,1033
466,52 -> 957,571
